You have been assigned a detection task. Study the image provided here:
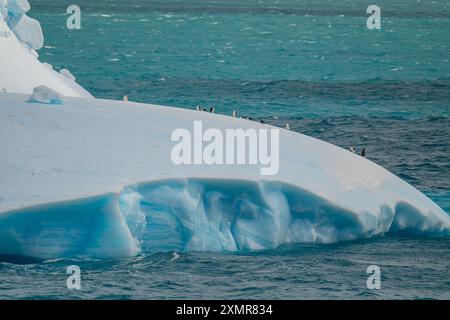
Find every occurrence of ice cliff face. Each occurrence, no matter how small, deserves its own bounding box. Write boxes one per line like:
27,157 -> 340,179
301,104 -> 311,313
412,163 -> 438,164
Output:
0,0 -> 92,97
1,177 -> 448,261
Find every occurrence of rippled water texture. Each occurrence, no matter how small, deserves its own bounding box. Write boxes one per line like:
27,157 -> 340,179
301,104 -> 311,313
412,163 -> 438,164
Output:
1,238 -> 449,299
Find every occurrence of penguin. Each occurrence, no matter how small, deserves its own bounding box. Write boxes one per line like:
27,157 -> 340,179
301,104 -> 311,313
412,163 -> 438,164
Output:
349,144 -> 356,153
361,148 -> 366,157
232,110 -> 237,118
123,95 -> 129,102
196,106 -> 200,111
210,107 -> 215,113
285,123 -> 290,130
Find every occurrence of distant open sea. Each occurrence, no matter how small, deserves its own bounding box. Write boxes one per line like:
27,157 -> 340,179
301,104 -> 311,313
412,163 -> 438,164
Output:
1,0 -> 449,299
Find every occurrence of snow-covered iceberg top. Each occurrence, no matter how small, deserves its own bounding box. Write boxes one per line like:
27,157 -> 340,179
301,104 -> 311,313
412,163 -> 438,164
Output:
0,93 -> 448,260
0,0 -> 92,97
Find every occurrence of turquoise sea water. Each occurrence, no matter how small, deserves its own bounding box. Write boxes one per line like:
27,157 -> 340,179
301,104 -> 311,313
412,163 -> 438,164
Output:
1,238 -> 449,299
1,0 -> 449,299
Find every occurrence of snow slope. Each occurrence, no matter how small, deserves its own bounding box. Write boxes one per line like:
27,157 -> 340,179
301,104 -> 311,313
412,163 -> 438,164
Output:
0,93 -> 448,259
0,0 -> 92,97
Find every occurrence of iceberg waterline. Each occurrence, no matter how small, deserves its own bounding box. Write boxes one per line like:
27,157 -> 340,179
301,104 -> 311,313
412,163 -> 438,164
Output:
0,178 -> 448,260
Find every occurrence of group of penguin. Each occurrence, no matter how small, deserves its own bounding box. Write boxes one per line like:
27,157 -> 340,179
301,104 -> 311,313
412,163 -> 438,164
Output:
122,96 -> 364,156
197,106 -> 366,156
349,144 -> 366,157
196,105 -> 273,126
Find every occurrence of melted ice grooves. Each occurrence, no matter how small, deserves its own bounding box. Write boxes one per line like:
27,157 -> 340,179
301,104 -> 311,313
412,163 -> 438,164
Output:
117,179 -> 449,254
0,178 -> 448,261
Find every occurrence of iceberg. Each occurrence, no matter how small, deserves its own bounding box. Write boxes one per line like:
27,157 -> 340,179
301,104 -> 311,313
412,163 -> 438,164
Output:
9,14 -> 43,50
28,85 -> 65,104
0,93 -> 448,260
0,9 -> 9,37
0,0 -> 92,97
59,68 -> 76,81
5,0 -> 30,16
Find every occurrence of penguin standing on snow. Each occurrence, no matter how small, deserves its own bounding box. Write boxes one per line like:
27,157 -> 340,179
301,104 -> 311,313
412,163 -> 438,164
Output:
232,110 -> 237,117
361,148 -> 366,157
349,144 -> 356,153
210,107 -> 215,113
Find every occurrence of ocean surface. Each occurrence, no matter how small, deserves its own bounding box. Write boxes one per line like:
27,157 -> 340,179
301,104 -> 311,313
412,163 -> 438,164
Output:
1,0 -> 449,299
